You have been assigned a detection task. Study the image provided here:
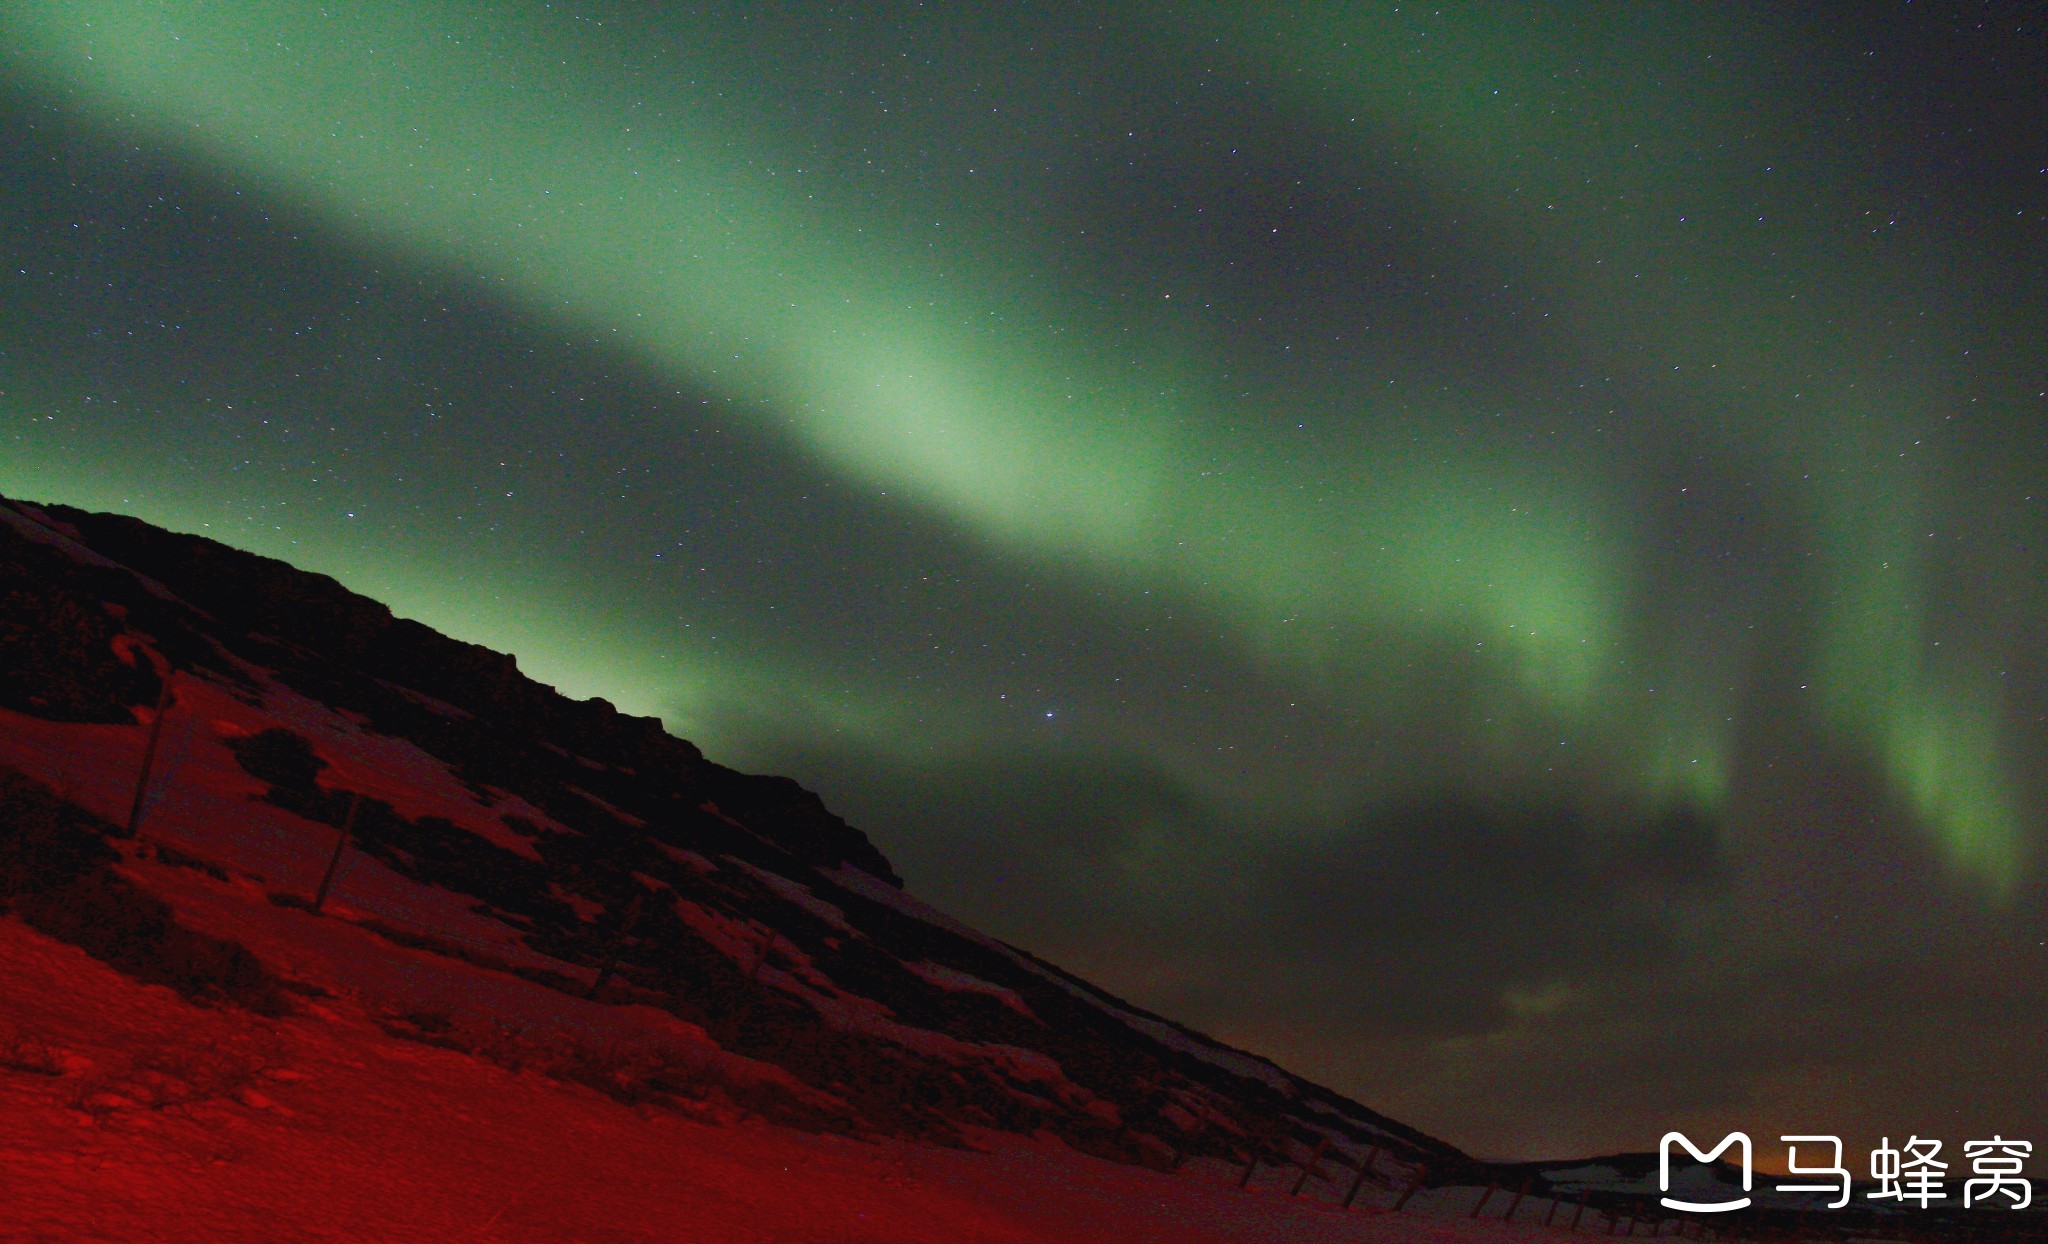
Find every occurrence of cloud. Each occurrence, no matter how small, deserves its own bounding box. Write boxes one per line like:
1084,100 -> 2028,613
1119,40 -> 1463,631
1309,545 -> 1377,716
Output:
1209,798 -> 1728,1038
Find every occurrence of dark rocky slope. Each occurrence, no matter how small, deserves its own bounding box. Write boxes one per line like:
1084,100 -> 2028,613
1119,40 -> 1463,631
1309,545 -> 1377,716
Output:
0,491 -> 1465,1193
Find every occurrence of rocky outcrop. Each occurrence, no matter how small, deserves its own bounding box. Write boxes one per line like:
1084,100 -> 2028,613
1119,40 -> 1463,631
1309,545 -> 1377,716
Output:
0,491 -> 1461,1181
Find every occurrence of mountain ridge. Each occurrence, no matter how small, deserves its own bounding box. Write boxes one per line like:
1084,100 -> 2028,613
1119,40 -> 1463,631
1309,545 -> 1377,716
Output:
0,490 -> 1461,1181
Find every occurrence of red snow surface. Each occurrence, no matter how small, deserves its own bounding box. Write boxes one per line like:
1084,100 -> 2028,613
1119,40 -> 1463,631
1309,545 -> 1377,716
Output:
0,680 -> 1606,1241
1,909 -> 1550,1244
0,553 -> 1568,1240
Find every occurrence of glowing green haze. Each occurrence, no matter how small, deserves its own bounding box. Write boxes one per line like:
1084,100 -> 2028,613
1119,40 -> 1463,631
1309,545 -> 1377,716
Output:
5,0 -> 2035,890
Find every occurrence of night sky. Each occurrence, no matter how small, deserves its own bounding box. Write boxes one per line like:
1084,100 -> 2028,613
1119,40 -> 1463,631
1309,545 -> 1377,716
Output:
4,1 -> 2047,1162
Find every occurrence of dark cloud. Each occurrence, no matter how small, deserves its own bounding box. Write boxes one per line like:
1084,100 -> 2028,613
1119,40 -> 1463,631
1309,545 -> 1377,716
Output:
723,704 -> 1735,1047
1217,799 -> 1727,1037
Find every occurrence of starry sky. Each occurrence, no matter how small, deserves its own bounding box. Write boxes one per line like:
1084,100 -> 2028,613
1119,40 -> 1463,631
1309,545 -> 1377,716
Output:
4,0 -> 2047,1162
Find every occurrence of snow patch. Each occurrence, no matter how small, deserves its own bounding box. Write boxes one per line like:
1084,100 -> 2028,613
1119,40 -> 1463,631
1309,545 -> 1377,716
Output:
823,866 -> 1299,1096
726,857 -> 856,935
654,842 -> 718,873
372,677 -> 474,721
568,785 -> 646,827
549,885 -> 605,923
0,502 -> 179,601
904,961 -> 1036,1021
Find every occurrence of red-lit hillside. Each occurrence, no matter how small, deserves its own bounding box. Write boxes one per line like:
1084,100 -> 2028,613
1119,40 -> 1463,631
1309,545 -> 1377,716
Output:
0,492 -> 1702,1241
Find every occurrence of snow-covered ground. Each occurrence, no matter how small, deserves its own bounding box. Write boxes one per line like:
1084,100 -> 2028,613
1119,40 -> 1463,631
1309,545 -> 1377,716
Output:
2,908 -> 1593,1243
0,493 -> 1829,1240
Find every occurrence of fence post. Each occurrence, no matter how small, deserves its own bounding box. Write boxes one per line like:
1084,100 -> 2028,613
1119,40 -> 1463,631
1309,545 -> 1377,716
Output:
1237,1145 -> 1261,1189
125,671 -> 176,837
1391,1164 -> 1430,1211
725,923 -> 779,1037
1290,1136 -> 1330,1196
312,790 -> 362,913
1472,1182 -> 1500,1218
589,891 -> 647,996
1342,1144 -> 1381,1209
1504,1180 -> 1529,1222
1571,1191 -> 1588,1232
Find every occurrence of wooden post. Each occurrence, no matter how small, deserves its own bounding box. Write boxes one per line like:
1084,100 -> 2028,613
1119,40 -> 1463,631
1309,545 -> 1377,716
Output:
1290,1136 -> 1330,1195
311,790 -> 361,913
1390,1164 -> 1430,1211
1237,1146 -> 1260,1189
1544,1191 -> 1561,1228
1504,1180 -> 1529,1222
124,672 -> 175,837
749,923 -> 776,984
1571,1191 -> 1588,1232
1341,1144 -> 1381,1209
589,891 -> 647,996
726,923 -> 779,1038
1169,1123 -> 1197,1170
1472,1182 -> 1499,1218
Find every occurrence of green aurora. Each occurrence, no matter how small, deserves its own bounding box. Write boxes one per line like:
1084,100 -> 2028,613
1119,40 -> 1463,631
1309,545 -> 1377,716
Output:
3,1 -> 2044,1157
